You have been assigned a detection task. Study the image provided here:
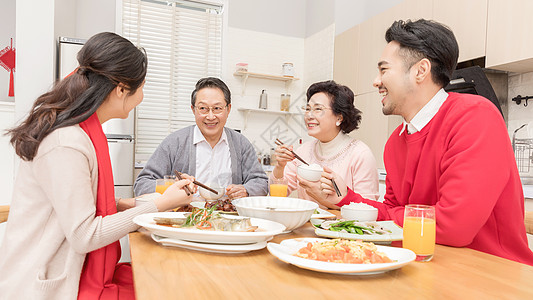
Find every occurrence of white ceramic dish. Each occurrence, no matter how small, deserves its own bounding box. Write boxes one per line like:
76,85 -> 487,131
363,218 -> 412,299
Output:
341,204 -> 378,222
233,197 -> 318,232
311,208 -> 336,219
267,238 -> 415,275
297,164 -> 323,181
199,186 -> 225,200
151,234 -> 267,254
311,219 -> 404,243
133,212 -> 286,244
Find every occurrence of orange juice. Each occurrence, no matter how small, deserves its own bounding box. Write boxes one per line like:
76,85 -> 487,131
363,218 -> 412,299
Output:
403,216 -> 436,255
156,181 -> 174,194
269,184 -> 288,197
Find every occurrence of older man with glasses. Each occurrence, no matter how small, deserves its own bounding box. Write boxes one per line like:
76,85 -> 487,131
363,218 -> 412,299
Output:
135,77 -> 268,199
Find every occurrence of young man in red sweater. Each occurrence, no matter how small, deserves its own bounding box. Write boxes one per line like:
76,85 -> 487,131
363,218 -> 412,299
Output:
322,19 -> 533,265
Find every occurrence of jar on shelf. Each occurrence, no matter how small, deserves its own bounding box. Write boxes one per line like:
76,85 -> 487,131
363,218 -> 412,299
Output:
280,94 -> 290,111
235,62 -> 248,72
282,63 -> 294,77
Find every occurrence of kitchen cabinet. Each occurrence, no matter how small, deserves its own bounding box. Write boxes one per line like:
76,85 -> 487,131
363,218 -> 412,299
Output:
433,0 -> 487,63
486,0 -> 533,73
333,26 -> 359,93
354,0 -> 433,95
350,93 -> 402,169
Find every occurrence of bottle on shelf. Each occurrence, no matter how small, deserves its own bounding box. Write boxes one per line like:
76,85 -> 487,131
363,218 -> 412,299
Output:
259,90 -> 268,109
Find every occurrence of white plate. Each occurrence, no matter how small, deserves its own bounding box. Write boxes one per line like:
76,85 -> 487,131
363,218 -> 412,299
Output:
267,238 -> 415,275
311,208 -> 336,219
191,201 -> 238,214
151,234 -> 267,254
133,212 -> 286,245
311,220 -> 403,243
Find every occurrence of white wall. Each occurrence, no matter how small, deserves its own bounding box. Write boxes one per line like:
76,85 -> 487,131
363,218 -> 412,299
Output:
0,0 -> 16,103
227,0 -> 307,38
223,27 -> 307,154
333,0 -> 403,36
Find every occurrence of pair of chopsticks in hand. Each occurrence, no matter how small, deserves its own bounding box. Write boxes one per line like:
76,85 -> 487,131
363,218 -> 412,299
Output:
173,170 -> 219,196
274,138 -> 342,197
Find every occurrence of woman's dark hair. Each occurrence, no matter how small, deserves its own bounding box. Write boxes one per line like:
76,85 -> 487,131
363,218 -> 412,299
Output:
385,19 -> 459,87
191,77 -> 231,106
7,32 -> 147,161
306,80 -> 362,134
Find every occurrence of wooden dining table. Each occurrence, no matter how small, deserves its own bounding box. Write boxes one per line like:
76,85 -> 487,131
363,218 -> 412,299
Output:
129,211 -> 533,299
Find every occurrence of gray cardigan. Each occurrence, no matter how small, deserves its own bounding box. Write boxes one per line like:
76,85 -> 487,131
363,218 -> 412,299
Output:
134,125 -> 268,196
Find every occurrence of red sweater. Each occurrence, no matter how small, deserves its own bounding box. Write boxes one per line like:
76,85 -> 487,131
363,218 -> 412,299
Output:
339,92 -> 533,265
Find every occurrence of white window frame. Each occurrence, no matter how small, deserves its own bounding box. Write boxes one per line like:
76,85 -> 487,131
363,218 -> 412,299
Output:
117,0 -> 224,163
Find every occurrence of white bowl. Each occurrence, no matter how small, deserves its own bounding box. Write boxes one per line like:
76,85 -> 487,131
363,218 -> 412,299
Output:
341,203 -> 378,222
297,164 -> 323,182
199,186 -> 225,200
232,197 -> 318,232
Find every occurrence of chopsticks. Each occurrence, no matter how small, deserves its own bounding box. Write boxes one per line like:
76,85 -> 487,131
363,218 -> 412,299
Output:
174,170 -> 219,195
173,170 -> 193,196
331,178 -> 342,197
274,138 -> 309,166
274,139 -> 342,197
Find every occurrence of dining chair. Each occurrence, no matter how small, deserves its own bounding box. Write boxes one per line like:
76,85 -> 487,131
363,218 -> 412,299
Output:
526,211 -> 533,235
0,205 -> 9,224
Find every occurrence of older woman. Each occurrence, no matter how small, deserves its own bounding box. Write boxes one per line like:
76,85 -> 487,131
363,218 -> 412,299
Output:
272,80 -> 379,209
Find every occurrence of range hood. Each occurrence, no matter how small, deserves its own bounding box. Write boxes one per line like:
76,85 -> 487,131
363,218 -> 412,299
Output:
444,65 -> 505,118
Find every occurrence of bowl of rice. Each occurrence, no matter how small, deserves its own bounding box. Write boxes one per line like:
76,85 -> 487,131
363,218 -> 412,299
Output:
341,202 -> 378,222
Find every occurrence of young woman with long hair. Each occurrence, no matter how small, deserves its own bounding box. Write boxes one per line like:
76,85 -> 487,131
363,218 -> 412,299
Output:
0,32 -> 195,299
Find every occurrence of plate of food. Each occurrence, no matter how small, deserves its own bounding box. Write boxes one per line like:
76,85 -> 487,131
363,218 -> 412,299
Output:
133,209 -> 286,244
311,208 -> 336,219
151,234 -> 268,254
311,219 -> 403,243
267,238 -> 415,275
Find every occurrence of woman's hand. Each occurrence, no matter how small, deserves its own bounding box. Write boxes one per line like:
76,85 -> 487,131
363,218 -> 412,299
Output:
319,166 -> 348,206
154,178 -> 196,212
273,144 -> 295,179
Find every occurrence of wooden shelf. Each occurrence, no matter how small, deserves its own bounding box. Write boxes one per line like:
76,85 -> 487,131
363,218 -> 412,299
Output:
233,70 -> 299,81
237,108 -> 301,129
233,71 -> 299,95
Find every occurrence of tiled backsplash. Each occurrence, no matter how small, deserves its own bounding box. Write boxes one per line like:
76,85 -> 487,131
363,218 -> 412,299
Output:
507,71 -> 533,181
508,71 -> 533,139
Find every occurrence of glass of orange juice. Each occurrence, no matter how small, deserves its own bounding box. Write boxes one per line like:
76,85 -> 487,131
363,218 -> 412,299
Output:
402,204 -> 436,262
269,177 -> 288,197
155,175 -> 176,194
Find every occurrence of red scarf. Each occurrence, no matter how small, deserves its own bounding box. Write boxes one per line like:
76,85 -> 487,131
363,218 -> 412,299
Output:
78,113 -> 135,299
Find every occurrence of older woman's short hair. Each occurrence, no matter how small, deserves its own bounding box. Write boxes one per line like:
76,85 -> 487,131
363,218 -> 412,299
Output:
306,80 -> 362,133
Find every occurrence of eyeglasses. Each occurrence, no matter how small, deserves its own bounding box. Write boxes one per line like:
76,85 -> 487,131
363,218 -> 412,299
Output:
301,105 -> 333,116
194,105 -> 227,115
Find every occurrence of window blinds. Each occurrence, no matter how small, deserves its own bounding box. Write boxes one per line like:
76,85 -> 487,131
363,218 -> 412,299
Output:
122,0 -> 222,162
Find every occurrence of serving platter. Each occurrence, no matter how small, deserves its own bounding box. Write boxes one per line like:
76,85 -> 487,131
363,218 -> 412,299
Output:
311,219 -> 403,243
133,212 -> 286,244
151,234 -> 268,254
267,238 -> 415,275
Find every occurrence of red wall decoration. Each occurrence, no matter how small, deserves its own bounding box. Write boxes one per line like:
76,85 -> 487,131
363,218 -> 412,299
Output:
0,38 -> 15,97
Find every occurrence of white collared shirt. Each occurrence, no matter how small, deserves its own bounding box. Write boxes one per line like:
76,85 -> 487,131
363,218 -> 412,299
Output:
399,88 -> 449,136
194,126 -> 232,187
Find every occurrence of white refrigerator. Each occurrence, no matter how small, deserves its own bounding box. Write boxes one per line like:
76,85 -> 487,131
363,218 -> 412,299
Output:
58,37 -> 135,261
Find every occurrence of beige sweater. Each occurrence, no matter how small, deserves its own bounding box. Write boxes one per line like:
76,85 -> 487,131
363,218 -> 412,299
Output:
0,125 -> 157,300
